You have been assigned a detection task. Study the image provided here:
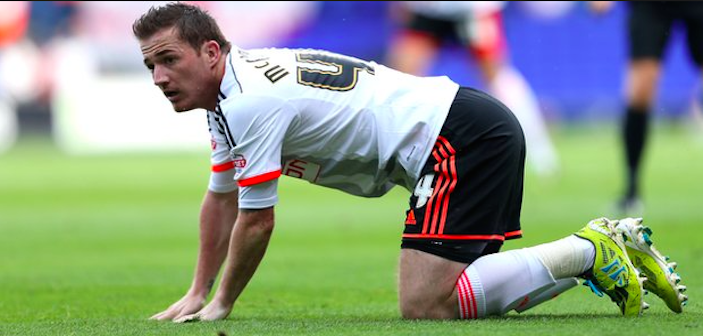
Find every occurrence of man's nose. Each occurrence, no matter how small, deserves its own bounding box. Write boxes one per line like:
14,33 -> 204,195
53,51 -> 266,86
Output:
153,66 -> 169,87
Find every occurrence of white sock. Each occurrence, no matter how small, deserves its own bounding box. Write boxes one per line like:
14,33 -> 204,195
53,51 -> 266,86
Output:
456,248 -> 557,318
529,235 -> 595,279
513,277 -> 579,313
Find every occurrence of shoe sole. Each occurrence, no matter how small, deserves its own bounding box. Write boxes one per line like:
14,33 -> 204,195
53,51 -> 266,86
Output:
616,218 -> 688,313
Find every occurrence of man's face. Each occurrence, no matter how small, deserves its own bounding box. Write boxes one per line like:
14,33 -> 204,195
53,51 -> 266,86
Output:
139,27 -> 213,112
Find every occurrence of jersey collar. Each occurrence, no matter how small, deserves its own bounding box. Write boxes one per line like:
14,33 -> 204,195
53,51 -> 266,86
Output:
218,49 -> 244,103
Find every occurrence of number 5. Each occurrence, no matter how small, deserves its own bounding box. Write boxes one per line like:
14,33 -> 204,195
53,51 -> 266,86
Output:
296,53 -> 375,92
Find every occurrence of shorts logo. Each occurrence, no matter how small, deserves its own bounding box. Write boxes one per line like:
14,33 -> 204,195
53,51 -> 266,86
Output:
413,173 -> 435,208
211,138 -> 217,150
405,210 -> 416,225
233,154 -> 247,168
229,149 -> 247,168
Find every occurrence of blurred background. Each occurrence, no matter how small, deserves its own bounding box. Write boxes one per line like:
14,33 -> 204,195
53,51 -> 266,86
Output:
1,1 -> 701,154
2,3 -> 703,334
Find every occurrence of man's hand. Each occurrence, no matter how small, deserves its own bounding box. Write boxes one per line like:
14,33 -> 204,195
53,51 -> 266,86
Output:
173,299 -> 232,323
151,190 -> 239,322
150,293 -> 207,321
172,207 -> 275,323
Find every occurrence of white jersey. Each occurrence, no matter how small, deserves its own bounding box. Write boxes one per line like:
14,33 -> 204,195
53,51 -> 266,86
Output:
207,48 -> 459,209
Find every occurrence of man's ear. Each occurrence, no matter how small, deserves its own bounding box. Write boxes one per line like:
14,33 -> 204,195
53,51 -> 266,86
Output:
202,41 -> 221,67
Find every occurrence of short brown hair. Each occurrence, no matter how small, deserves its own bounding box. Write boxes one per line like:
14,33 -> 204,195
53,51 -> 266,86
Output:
133,2 -> 231,54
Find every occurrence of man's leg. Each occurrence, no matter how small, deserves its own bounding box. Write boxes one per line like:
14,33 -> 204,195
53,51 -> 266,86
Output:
397,89 -> 644,318
619,1 -> 669,215
399,240 -> 581,319
684,2 -> 703,142
399,218 -> 647,319
513,278 -> 579,313
397,85 -> 567,319
620,59 -> 660,215
399,235 -> 587,319
398,249 -> 467,319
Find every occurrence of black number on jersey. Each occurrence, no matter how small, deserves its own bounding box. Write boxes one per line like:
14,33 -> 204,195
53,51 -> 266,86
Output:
295,52 -> 375,92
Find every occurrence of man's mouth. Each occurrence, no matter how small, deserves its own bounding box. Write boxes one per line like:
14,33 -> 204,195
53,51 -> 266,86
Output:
164,90 -> 179,101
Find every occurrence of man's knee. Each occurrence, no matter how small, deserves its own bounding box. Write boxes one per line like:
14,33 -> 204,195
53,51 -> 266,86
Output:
398,249 -> 467,320
399,300 -> 425,319
400,299 -> 456,320
628,59 -> 660,107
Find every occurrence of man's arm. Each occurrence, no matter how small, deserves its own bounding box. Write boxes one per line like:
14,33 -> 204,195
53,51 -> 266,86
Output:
151,189 -> 239,321
174,206 -> 275,322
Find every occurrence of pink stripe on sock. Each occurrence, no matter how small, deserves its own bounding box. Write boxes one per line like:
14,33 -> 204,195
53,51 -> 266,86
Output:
457,272 -> 474,319
465,274 -> 478,318
457,276 -> 466,318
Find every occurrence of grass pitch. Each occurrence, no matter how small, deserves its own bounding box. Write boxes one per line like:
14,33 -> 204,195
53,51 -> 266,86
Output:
1,123 -> 701,335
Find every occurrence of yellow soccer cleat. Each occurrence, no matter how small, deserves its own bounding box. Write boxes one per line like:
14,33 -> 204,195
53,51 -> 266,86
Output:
615,218 -> 688,313
574,217 -> 647,317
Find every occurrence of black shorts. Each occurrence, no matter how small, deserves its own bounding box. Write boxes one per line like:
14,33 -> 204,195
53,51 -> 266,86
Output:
629,1 -> 703,65
401,87 -> 526,264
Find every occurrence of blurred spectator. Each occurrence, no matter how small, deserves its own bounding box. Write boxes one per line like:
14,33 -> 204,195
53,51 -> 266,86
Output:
0,1 -> 81,139
589,1 -> 703,215
26,1 -> 79,46
385,1 -> 560,177
0,1 -> 30,152
0,1 -> 29,48
27,1 -> 80,103
3,1 -> 320,150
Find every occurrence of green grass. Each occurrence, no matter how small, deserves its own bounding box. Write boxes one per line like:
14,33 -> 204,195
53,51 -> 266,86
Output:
1,123 -> 702,335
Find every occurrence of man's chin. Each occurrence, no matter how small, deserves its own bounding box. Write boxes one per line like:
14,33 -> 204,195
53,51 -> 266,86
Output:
172,103 -> 192,113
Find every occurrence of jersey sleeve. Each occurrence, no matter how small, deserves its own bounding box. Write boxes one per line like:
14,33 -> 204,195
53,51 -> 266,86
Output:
238,179 -> 279,209
220,95 -> 297,207
207,111 -> 238,193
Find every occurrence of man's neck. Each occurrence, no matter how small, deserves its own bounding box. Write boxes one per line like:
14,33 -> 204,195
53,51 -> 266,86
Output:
208,51 -> 229,111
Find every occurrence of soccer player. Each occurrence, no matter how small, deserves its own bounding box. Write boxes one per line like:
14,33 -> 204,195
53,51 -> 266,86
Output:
590,1 -> 703,215
386,1 -> 560,177
133,3 -> 685,322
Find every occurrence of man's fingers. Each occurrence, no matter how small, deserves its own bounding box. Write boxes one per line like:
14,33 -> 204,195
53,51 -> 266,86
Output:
149,310 -> 171,321
149,312 -> 164,320
150,306 -> 182,321
173,304 -> 202,320
174,313 -> 201,323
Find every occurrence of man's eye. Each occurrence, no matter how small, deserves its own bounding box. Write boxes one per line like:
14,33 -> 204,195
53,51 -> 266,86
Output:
165,57 -> 175,65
